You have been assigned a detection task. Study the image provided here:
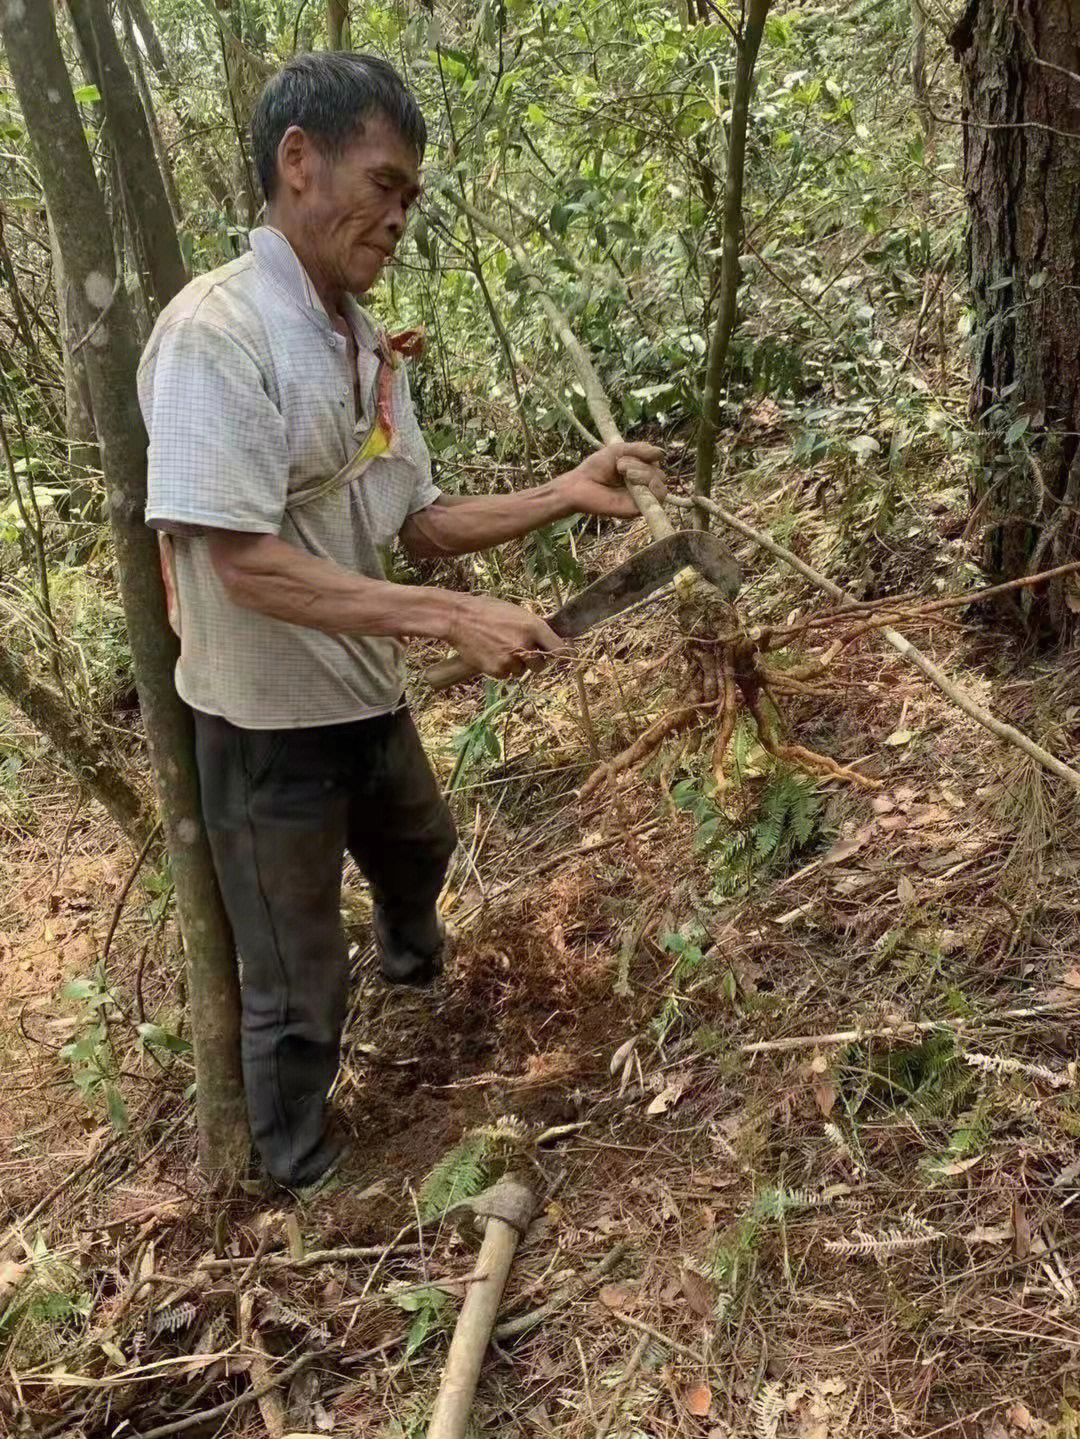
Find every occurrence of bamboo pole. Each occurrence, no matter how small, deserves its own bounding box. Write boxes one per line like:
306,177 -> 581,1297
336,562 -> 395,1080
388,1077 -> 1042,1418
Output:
427,1179 -> 535,1439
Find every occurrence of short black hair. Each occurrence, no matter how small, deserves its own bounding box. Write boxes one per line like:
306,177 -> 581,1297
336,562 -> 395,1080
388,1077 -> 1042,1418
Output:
251,51 -> 426,202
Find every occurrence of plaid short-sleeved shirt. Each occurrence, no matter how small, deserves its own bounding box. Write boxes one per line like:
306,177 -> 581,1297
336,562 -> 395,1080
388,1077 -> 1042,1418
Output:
138,226 -> 441,729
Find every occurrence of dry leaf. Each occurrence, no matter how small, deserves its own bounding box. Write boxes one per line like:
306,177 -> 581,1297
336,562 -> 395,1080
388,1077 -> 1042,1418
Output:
599,1283 -> 638,1312
610,1036 -> 637,1075
680,1266 -> 719,1319
824,834 -> 866,865
683,1384 -> 712,1418
0,1261 -> 27,1302
871,794 -> 895,814
811,1075 -> 836,1117
897,874 -> 917,905
935,1154 -> 980,1176
884,728 -> 915,746
1062,967 -> 1080,989
963,1225 -> 1013,1245
647,1080 -> 685,1116
1008,1403 -> 1034,1433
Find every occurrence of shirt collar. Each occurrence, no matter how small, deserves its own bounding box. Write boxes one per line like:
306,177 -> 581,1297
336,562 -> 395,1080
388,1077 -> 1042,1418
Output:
249,226 -> 379,349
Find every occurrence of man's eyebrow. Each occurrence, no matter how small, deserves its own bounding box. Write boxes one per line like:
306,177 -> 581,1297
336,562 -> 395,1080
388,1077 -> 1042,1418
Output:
373,164 -> 421,190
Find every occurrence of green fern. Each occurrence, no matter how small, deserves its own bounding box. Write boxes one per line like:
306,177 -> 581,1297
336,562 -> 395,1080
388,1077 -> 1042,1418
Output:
417,1119 -> 528,1222
708,1185 -> 813,1293
417,1134 -> 490,1221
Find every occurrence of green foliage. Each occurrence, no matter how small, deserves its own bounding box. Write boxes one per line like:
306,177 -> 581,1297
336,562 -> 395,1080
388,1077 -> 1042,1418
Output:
390,1285 -> 451,1358
447,681 -> 515,792
59,965 -> 127,1133
0,1236 -> 91,1365
708,1185 -> 813,1300
671,764 -> 824,899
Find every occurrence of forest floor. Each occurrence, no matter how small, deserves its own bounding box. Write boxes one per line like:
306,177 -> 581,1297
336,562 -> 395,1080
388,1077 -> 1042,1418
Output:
2,454 -> 1080,1439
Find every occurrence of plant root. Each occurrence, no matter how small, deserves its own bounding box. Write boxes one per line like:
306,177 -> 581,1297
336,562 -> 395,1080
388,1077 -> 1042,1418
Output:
582,625 -> 875,798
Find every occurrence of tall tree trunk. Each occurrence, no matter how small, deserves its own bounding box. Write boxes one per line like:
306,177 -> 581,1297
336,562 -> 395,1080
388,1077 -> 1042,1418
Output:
953,0 -> 1080,632
1,2 -> 248,1180
120,0 -> 183,233
47,213 -> 100,525
67,0 -> 187,316
118,0 -> 234,212
327,0 -> 349,48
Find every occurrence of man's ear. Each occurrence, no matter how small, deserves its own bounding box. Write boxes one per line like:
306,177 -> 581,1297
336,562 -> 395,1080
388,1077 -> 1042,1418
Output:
276,125 -> 313,199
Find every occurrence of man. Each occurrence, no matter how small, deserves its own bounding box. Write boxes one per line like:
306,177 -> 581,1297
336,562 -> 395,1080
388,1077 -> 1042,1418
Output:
139,51 -> 666,1189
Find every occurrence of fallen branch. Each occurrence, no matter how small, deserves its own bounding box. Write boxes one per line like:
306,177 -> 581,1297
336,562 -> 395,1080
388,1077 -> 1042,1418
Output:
197,1242 -> 419,1272
738,998 -> 1080,1055
124,1353 -> 312,1439
493,1241 -> 628,1342
672,491 -> 1080,794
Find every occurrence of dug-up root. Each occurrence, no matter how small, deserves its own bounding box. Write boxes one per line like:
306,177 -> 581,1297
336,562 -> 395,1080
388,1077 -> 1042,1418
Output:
580,629 -> 878,799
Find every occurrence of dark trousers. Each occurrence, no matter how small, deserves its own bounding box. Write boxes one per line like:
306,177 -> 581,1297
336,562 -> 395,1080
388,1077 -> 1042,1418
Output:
193,706 -> 457,1186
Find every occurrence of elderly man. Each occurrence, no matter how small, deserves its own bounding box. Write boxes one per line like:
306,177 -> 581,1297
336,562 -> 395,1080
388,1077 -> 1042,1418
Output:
139,51 -> 665,1189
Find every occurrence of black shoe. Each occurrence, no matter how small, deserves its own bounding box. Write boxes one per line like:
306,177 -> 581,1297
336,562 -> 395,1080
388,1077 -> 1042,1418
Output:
373,906 -> 446,987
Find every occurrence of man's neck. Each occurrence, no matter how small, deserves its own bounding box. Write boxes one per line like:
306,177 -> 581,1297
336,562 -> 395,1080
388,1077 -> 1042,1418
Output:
265,210 -> 346,322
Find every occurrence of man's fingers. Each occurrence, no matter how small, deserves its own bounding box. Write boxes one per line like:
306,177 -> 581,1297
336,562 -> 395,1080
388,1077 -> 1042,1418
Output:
529,618 -> 568,655
619,440 -> 664,463
618,457 -> 669,502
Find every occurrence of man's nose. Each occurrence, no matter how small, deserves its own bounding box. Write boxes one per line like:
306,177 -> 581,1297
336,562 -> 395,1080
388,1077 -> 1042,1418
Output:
386,199 -> 409,238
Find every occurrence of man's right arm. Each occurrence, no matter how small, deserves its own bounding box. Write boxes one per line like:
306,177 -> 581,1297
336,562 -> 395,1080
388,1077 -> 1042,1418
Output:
206,531 -> 566,680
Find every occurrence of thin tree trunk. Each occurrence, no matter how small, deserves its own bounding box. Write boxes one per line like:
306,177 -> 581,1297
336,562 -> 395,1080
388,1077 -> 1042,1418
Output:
1,2 -> 248,1180
67,0 -> 187,316
327,0 -> 348,48
120,0 -> 183,232
911,0 -> 933,136
47,212 -> 100,525
119,0 -> 233,211
953,0 -> 1080,632
692,0 -> 771,524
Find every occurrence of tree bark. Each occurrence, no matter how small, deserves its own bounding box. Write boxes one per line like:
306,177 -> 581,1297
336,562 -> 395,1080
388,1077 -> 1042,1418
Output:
67,0 -> 187,317
692,0 -> 771,523
47,212 -> 100,524
0,640 -> 151,838
1,0 -> 248,1180
327,0 -> 348,48
954,0 -> 1080,631
118,0 -> 234,211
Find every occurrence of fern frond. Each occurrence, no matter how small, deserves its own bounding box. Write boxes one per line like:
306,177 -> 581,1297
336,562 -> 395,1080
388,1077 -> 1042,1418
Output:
750,1380 -> 784,1439
963,1050 -> 1071,1090
148,1301 -> 197,1336
825,1217 -> 944,1257
417,1119 -> 526,1223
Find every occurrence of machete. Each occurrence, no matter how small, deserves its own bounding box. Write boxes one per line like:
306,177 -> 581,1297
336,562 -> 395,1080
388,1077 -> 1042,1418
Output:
424,530 -> 742,689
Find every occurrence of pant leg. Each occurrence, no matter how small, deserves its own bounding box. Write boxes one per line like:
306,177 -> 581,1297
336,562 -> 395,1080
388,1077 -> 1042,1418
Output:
193,710 -> 351,1186
345,707 -> 457,978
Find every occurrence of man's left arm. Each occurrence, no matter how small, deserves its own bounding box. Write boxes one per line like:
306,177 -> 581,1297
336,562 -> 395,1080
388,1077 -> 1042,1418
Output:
398,441 -> 668,560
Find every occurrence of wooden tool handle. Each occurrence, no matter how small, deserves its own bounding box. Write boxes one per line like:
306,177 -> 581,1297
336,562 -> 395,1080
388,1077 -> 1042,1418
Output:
424,652 -> 480,689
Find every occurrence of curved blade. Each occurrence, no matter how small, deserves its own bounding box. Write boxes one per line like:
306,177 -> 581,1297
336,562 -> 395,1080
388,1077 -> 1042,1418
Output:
550,531 -> 742,640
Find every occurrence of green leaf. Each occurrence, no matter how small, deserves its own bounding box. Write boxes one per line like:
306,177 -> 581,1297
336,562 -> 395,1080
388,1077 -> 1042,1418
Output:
105,1085 -> 128,1134
526,103 -> 546,125
137,1022 -> 193,1055
73,84 -> 101,104
1005,415 -> 1030,445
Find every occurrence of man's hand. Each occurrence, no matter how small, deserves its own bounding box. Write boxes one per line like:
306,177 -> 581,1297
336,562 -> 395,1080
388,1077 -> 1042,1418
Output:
446,593 -> 568,679
555,440 -> 668,519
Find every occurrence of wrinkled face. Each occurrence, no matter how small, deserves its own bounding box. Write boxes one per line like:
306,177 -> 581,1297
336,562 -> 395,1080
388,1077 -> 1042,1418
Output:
277,112 -> 421,297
